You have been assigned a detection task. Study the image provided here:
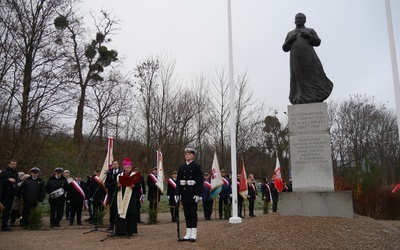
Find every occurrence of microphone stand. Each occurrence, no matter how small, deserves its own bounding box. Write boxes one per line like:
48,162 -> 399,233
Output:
84,181 -> 105,234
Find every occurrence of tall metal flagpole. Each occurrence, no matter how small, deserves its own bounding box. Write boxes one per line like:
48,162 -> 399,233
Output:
227,0 -> 241,224
384,0 -> 400,142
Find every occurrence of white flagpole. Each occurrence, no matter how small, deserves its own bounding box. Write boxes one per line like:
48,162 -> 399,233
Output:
384,0 -> 400,142
227,0 -> 241,224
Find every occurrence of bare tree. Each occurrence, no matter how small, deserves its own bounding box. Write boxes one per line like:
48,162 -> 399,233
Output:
134,57 -> 160,167
0,0 -> 71,161
210,69 -> 230,170
54,6 -> 119,146
234,73 -> 267,175
330,94 -> 400,184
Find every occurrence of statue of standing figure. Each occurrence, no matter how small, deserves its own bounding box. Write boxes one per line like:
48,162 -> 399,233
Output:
283,13 -> 333,105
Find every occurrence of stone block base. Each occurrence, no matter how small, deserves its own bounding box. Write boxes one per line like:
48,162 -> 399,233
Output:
278,191 -> 353,219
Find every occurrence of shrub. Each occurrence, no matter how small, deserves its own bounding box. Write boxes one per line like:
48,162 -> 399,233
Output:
29,204 -> 44,230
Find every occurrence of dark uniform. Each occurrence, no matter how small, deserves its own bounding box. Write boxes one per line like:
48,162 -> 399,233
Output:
66,179 -> 87,225
87,174 -> 106,222
202,173 -> 213,220
176,148 -> 203,242
19,168 -> 46,228
167,171 -> 178,222
46,168 -> 68,227
247,181 -> 257,217
135,173 -> 145,223
147,168 -> 161,210
0,161 -> 19,231
268,179 -> 279,212
261,178 -> 272,214
105,168 -> 120,229
237,177 -> 244,218
218,171 -> 231,219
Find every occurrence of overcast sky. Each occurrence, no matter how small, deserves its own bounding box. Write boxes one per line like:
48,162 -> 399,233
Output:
82,0 -> 400,120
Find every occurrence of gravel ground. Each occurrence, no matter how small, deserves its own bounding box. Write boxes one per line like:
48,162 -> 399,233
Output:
2,210 -> 400,250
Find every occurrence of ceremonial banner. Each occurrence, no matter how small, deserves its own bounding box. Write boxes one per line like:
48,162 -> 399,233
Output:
239,161 -> 248,199
392,183 -> 400,193
273,155 -> 284,192
100,138 -> 114,182
156,150 -> 164,193
210,152 -> 224,199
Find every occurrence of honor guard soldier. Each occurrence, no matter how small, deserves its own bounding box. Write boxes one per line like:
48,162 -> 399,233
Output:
218,169 -> 231,219
46,167 -> 68,227
105,160 -> 120,230
87,169 -> 106,223
134,166 -> 146,223
63,170 -> 73,220
167,170 -> 178,222
66,173 -> 88,226
202,172 -> 213,220
175,148 -> 203,243
147,166 -> 162,210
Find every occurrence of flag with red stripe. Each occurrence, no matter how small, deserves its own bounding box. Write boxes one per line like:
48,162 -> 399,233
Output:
273,154 -> 284,192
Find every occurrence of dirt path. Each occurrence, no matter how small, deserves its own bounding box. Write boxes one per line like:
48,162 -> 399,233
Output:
2,210 -> 400,250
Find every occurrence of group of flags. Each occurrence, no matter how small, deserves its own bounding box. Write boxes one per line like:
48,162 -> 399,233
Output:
97,138 -> 288,205
237,153 -> 284,200
96,137 -> 400,213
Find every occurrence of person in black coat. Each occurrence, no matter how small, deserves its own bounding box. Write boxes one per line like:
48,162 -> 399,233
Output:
19,167 -> 46,228
46,167 -> 69,228
104,160 -> 120,230
237,174 -> 244,218
218,169 -> 231,219
261,177 -> 272,214
133,166 -> 145,223
66,173 -> 87,226
87,169 -> 106,223
176,148 -> 203,243
147,167 -> 161,210
268,178 -> 279,213
247,174 -> 257,217
167,170 -> 178,222
115,158 -> 140,236
0,159 -> 18,231
201,172 -> 213,220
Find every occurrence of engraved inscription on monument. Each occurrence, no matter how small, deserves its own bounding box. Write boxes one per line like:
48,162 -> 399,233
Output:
291,136 -> 329,166
288,103 -> 328,134
290,134 -> 334,191
288,103 -> 334,192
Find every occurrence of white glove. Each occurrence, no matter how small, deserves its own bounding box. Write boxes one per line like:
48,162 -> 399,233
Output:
167,195 -> 170,201
174,195 -> 180,203
217,195 -> 220,199
193,195 -> 202,203
230,194 -> 232,198
141,194 -> 145,200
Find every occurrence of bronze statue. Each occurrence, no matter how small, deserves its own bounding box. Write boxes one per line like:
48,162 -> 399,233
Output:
283,13 -> 333,105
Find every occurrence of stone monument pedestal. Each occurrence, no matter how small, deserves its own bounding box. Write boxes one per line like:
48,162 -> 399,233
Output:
279,191 -> 353,218
280,103 -> 353,218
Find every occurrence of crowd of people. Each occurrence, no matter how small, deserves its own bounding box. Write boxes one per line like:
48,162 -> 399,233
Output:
1,153 -> 292,243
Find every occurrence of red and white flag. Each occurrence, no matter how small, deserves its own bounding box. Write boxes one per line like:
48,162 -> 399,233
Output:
239,161 -> 248,199
100,138 -> 114,183
156,150 -> 164,193
273,154 -> 284,192
392,183 -> 400,193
